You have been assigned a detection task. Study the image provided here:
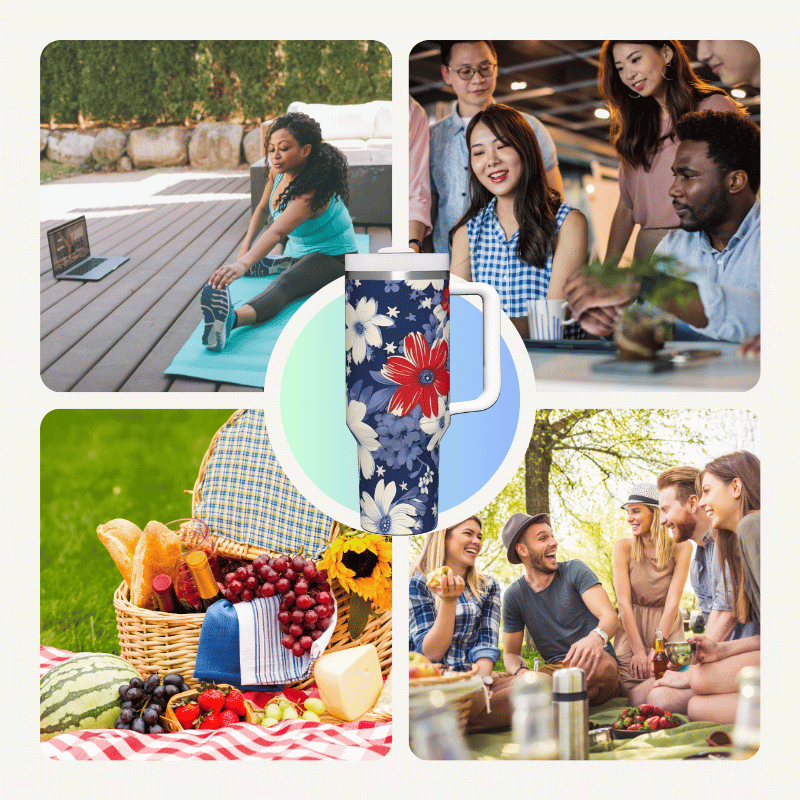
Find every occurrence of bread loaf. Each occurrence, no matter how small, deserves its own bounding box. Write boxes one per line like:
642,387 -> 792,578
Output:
96,518 -> 143,585
130,521 -> 182,609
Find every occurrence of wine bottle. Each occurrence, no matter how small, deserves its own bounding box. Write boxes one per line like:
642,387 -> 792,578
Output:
185,550 -> 223,611
652,629 -> 669,679
151,573 -> 185,614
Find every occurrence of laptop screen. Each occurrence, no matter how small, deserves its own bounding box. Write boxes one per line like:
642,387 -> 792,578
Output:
48,217 -> 91,275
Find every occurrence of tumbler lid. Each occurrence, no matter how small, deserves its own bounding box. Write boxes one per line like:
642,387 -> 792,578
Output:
345,248 -> 448,274
552,667 -> 586,694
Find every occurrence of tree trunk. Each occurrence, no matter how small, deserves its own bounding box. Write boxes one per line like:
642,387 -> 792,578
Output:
525,422 -> 553,515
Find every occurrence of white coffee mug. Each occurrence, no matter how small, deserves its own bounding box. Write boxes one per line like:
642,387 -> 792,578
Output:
527,299 -> 576,340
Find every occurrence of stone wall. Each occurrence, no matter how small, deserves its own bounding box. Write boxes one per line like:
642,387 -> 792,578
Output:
42,123 -> 263,171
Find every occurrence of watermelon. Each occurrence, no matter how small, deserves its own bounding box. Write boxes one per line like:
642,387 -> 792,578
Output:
40,653 -> 142,740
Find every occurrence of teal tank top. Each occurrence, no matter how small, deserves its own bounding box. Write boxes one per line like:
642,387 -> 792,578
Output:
270,174 -> 357,258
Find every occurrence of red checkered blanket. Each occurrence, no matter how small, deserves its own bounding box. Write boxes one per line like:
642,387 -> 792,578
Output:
40,647 -> 391,761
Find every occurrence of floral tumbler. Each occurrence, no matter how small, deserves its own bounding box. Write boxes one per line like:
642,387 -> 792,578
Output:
345,249 -> 501,536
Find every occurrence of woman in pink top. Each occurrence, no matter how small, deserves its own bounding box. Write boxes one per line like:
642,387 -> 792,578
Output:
598,40 -> 741,262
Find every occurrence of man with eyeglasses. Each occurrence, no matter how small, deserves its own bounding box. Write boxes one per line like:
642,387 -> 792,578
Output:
428,41 -> 564,254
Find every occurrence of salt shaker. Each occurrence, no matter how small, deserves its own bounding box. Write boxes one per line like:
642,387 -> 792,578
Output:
512,671 -> 557,760
552,667 -> 589,760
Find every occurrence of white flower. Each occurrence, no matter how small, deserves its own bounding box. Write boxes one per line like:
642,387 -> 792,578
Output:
360,480 -> 417,537
433,303 -> 450,343
346,400 -> 380,479
405,278 -> 445,291
419,396 -> 450,451
345,297 -> 393,364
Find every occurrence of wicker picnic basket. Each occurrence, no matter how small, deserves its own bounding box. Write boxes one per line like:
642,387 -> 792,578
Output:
114,409 -> 392,690
408,664 -> 480,733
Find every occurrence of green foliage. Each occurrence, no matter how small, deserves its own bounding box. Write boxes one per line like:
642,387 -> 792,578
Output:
40,41 -> 81,123
41,41 -> 391,127
581,252 -> 693,314
40,409 -> 235,654
495,642 -> 540,673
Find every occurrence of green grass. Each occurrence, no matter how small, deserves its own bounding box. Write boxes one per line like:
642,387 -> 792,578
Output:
40,409 -> 235,655
40,158 -> 87,183
495,642 -> 540,673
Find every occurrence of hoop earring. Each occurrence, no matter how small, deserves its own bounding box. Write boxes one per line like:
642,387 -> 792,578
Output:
629,91 -> 641,99
661,61 -> 674,81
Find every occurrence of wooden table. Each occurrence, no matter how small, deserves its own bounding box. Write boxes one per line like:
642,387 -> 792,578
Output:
528,341 -> 759,392
40,167 -> 390,392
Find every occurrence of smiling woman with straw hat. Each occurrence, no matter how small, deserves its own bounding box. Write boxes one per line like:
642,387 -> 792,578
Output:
612,481 -> 692,705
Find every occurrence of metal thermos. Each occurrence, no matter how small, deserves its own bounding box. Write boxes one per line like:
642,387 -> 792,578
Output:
410,701 -> 472,760
552,667 -> 589,760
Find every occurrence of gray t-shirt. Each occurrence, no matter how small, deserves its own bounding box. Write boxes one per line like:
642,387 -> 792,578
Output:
502,560 -> 603,663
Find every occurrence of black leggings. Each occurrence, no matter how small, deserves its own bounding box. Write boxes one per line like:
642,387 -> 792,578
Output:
246,251 -> 350,324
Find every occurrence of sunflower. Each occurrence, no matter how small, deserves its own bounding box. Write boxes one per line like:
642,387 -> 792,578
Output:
318,532 -> 392,610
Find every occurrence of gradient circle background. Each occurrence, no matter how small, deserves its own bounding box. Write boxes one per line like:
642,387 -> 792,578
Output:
278,293 -> 521,519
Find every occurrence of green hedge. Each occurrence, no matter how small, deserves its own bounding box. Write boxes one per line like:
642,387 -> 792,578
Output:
41,40 -> 392,126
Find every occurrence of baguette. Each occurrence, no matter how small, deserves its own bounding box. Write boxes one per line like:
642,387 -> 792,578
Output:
130,521 -> 182,609
96,518 -> 143,586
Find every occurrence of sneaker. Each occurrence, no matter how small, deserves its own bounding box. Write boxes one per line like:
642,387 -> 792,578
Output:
200,284 -> 235,351
247,255 -> 295,277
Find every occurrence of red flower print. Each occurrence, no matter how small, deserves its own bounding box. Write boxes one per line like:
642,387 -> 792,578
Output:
441,285 -> 450,315
382,332 -> 449,417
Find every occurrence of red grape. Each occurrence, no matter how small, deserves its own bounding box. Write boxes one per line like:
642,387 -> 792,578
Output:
289,623 -> 304,638
292,642 -> 305,658
229,580 -> 244,594
275,578 -> 291,594
235,567 -> 247,581
282,590 -> 297,606
291,609 -> 305,624
317,618 -> 330,631
292,556 -> 306,572
314,604 -> 328,618
245,576 -> 259,590
224,572 -> 236,585
277,610 -> 291,625
296,594 -> 313,611
303,564 -> 318,581
299,635 -> 313,651
293,578 -> 309,595
261,583 -> 276,597
284,568 -> 297,582
314,569 -> 328,584
281,634 -> 295,650
310,629 -> 324,641
304,610 -> 318,625
273,558 -> 288,574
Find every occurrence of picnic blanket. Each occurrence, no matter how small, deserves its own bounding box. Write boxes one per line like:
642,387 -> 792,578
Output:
164,234 -> 369,388
40,647 -> 391,761
466,697 -> 734,760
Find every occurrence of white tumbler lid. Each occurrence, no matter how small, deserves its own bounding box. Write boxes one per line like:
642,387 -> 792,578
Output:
346,248 -> 448,274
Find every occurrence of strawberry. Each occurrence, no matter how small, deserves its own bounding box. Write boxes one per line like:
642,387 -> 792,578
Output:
199,712 -> 223,729
218,710 -> 240,727
197,689 -> 226,714
173,702 -> 201,729
224,689 -> 247,717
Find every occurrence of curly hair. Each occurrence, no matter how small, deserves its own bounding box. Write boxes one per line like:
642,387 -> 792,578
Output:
450,104 -> 562,267
265,112 -> 350,215
598,40 -> 736,170
675,110 -> 761,193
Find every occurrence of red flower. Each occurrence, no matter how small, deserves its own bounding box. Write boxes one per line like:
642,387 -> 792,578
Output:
382,332 -> 449,417
441,285 -> 450,315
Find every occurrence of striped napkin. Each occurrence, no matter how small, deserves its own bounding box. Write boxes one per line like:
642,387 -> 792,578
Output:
194,596 -> 337,689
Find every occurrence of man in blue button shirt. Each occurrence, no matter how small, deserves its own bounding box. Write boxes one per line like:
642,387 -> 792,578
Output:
428,41 -> 564,254
566,111 -> 760,343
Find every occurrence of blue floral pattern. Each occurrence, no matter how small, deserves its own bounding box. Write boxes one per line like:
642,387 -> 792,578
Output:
346,277 -> 450,535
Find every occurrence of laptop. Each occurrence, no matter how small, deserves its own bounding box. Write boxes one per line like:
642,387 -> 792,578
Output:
524,337 -> 616,352
47,216 -> 129,280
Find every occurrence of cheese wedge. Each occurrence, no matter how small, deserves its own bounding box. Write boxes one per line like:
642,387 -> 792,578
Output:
313,644 -> 383,721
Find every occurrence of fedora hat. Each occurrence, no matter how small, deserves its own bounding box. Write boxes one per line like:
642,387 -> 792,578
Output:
502,512 -> 551,564
621,482 -> 659,509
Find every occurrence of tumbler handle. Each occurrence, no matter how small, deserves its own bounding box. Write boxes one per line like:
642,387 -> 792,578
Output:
449,280 -> 501,415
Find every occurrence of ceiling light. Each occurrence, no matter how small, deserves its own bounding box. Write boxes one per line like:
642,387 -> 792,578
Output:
594,107 -> 610,120
731,88 -> 747,99
510,81 -> 527,91
586,183 -> 595,194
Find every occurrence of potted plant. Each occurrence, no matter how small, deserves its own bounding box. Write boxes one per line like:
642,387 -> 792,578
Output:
580,254 -> 695,361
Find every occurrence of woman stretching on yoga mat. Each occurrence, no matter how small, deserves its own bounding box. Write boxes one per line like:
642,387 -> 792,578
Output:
201,112 -> 358,351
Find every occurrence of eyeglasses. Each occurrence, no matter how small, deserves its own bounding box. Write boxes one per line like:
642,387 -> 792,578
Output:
447,62 -> 497,80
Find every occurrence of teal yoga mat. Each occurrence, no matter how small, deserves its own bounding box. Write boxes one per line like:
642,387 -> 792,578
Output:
164,236 -> 369,388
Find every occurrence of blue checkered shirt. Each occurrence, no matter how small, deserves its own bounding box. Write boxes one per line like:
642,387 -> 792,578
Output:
467,199 -> 572,318
409,571 -> 501,672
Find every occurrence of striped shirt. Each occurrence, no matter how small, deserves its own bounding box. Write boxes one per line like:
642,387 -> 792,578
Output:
409,571 -> 501,672
467,199 -> 572,318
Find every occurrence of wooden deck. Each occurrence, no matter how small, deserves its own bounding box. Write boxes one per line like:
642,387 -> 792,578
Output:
40,168 -> 391,392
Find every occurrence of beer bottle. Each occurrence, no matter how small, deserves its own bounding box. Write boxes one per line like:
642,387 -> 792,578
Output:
185,550 -> 223,611
652,629 -> 669,679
